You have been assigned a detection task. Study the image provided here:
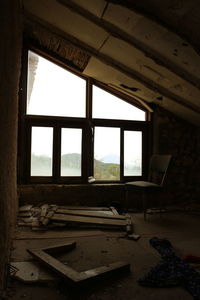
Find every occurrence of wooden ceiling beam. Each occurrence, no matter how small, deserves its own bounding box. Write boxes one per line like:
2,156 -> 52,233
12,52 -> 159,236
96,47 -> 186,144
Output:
24,13 -> 200,115
58,0 -> 200,90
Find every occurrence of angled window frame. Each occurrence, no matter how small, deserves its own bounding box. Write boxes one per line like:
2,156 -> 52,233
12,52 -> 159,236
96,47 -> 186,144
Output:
18,43 -> 151,184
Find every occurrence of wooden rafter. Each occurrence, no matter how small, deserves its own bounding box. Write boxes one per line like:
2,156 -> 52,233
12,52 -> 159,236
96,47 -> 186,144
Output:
24,12 -> 200,115
58,0 -> 200,90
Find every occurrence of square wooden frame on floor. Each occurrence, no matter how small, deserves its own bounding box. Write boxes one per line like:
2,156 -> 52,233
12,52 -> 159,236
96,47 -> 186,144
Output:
27,241 -> 130,285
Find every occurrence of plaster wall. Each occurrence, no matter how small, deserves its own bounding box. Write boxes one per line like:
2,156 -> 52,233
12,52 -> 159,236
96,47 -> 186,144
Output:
0,0 -> 22,294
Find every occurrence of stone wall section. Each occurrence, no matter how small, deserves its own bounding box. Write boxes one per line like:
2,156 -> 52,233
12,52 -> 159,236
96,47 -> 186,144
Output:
153,106 -> 200,205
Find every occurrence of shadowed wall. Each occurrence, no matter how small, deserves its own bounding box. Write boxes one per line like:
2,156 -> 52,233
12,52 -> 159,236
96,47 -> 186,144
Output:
0,0 -> 22,294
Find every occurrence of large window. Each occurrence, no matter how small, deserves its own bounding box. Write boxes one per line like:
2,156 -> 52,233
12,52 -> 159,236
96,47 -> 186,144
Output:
61,128 -> 82,177
31,126 -> 53,176
27,51 -> 86,117
94,127 -> 120,180
19,48 -> 149,183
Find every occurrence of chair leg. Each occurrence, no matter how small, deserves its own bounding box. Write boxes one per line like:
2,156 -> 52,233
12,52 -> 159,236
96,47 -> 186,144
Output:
144,208 -> 147,220
142,193 -> 147,221
125,186 -> 128,211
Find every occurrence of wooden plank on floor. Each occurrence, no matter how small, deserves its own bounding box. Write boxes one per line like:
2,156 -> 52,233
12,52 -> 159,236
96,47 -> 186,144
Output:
19,205 -> 33,212
42,241 -> 76,254
28,242 -> 130,284
56,209 -> 126,220
83,261 -> 130,280
28,248 -> 83,283
58,206 -> 111,211
52,214 -> 127,228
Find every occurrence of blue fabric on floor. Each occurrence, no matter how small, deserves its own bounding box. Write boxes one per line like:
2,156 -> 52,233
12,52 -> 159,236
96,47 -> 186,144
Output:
138,237 -> 200,299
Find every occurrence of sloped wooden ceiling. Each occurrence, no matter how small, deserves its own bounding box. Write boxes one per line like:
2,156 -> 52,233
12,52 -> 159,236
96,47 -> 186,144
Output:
22,0 -> 200,125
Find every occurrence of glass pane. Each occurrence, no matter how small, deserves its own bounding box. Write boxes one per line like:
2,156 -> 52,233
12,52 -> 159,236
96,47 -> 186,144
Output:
92,85 -> 145,121
61,128 -> 82,176
27,51 -> 86,117
31,127 -> 53,176
124,131 -> 142,176
94,127 -> 120,180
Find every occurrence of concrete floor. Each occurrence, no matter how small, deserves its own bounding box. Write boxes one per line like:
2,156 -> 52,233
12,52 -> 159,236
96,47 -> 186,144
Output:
5,210 -> 200,300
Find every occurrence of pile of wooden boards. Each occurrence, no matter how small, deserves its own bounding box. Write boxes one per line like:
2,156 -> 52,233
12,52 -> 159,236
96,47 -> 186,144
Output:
18,205 -> 133,233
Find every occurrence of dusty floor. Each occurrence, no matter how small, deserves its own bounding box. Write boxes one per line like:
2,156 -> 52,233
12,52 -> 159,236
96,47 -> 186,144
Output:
5,210 -> 200,300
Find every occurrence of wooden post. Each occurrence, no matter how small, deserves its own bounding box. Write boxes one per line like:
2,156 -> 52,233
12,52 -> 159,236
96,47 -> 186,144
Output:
0,0 -> 22,294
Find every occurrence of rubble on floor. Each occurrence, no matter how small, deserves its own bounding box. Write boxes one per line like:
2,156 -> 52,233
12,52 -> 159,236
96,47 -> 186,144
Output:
18,204 -> 133,233
12,205 -> 134,285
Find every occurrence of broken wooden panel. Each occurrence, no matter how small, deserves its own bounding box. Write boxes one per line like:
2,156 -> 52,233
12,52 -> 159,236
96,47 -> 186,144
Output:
58,206 -> 112,211
17,204 -> 132,232
27,242 -> 130,284
19,205 -> 33,212
52,213 -> 128,228
56,208 -> 126,220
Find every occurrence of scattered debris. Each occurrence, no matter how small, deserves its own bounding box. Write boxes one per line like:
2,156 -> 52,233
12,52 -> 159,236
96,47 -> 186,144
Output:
88,176 -> 96,183
146,208 -> 167,214
19,205 -> 33,212
17,205 -> 133,233
119,232 -> 141,241
127,233 -> 141,241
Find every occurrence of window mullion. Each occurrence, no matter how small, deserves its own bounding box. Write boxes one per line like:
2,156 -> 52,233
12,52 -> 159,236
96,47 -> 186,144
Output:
84,78 -> 93,181
53,125 -> 61,181
120,128 -> 124,182
86,78 -> 93,119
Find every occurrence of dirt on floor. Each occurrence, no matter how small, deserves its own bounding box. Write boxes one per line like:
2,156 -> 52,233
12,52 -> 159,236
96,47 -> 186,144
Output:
4,211 -> 200,300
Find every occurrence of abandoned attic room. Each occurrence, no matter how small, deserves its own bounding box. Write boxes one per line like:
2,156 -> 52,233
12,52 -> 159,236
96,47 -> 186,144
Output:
2,0 -> 200,299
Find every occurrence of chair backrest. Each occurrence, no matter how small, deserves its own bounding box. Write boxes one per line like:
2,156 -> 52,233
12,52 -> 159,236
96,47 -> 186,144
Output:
148,154 -> 172,186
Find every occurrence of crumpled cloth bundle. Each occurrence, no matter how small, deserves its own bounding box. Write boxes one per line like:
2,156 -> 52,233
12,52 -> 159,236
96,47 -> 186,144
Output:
138,237 -> 200,299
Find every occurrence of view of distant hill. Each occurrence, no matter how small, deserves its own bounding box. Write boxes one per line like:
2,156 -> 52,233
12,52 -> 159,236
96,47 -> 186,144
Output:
94,158 -> 120,180
31,153 -> 120,179
31,153 -> 141,178
31,153 -> 141,179
100,153 -> 120,164
61,153 -> 81,168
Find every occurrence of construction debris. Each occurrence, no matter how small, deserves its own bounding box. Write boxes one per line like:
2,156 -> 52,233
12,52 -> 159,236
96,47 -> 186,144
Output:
119,232 -> 141,241
17,205 -> 133,233
27,241 -> 130,285
10,261 -> 56,283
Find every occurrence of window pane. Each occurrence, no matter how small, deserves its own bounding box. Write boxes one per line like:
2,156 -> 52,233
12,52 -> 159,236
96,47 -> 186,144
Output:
31,127 -> 53,176
27,51 -> 86,117
61,128 -> 82,176
93,85 -> 145,121
124,131 -> 142,176
94,127 -> 120,180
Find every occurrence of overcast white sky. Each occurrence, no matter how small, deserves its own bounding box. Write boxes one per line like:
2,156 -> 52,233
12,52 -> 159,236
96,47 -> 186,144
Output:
28,51 -> 143,163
